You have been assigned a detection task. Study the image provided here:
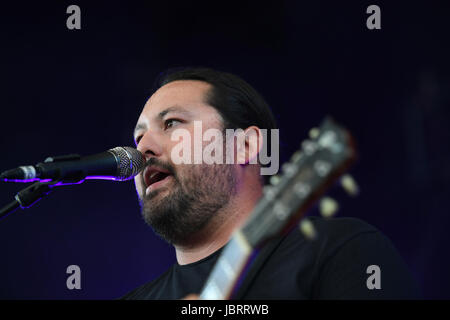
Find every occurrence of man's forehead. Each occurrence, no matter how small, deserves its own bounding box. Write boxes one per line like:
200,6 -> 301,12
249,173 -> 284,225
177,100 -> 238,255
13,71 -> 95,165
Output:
144,80 -> 211,114
135,80 -> 221,131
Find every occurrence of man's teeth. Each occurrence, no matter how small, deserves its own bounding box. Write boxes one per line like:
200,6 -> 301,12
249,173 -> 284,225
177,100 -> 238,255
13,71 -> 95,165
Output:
149,172 -> 158,180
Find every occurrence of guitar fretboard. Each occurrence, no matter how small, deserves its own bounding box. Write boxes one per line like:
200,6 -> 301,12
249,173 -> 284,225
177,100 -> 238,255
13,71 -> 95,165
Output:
199,231 -> 253,300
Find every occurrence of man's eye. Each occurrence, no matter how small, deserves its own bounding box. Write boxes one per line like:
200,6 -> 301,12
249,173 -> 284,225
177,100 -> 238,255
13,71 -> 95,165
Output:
164,118 -> 181,130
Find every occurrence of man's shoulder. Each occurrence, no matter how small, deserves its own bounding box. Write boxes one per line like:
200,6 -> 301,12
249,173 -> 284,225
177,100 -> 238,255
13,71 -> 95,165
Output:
276,216 -> 421,299
246,216 -> 421,299
271,216 -> 394,276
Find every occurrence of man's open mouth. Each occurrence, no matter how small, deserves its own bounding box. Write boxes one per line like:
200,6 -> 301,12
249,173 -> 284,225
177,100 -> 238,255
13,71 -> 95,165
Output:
144,166 -> 173,194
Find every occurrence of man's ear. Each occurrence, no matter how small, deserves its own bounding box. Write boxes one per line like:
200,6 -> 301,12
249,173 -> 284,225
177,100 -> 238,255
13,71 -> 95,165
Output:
236,126 -> 263,165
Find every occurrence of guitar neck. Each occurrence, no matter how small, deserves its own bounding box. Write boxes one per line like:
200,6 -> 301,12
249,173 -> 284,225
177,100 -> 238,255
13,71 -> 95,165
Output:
199,231 -> 253,300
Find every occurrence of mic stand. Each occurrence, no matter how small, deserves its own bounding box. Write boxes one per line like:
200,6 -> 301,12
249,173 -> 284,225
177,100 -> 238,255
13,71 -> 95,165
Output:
0,181 -> 59,221
0,154 -> 91,221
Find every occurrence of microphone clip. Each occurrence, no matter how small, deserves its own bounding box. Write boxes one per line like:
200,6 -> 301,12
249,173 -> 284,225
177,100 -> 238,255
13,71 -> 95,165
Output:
0,180 -> 60,221
0,154 -> 88,221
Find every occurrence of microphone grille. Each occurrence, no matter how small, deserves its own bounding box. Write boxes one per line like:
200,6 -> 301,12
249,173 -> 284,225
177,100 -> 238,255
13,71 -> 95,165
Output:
109,147 -> 145,181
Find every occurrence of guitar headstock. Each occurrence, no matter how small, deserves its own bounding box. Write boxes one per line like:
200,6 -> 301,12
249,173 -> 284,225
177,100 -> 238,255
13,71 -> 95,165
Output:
241,117 -> 357,247
200,117 -> 358,300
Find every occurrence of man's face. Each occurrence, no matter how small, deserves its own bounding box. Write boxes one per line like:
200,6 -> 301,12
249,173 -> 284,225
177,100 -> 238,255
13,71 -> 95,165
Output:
133,80 -> 236,245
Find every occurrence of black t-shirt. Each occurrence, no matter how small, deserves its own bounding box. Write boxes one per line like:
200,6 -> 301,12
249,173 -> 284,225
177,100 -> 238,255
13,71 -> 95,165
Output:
121,217 -> 421,299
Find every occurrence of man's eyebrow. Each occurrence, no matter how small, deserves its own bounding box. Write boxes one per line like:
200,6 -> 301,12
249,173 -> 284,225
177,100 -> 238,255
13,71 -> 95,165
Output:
133,123 -> 147,137
158,105 -> 191,119
133,105 -> 191,136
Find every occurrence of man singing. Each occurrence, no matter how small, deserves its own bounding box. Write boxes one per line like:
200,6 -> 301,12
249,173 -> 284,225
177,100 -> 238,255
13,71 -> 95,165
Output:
122,67 -> 420,299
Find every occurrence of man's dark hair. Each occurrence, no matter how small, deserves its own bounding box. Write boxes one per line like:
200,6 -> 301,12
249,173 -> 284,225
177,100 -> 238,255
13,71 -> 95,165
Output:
154,67 -> 278,135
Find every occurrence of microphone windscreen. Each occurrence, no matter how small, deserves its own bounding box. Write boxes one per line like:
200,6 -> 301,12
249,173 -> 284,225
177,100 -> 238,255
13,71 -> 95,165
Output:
108,147 -> 145,181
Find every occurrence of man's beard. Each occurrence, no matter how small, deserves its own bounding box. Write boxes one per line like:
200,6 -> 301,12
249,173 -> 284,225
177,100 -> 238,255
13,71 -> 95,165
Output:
137,158 -> 236,245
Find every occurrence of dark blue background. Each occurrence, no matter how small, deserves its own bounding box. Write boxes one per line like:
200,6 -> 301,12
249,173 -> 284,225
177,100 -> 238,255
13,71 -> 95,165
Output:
0,1 -> 449,299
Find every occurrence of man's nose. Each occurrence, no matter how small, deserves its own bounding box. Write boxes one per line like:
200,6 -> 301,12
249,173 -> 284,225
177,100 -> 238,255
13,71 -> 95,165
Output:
137,130 -> 163,159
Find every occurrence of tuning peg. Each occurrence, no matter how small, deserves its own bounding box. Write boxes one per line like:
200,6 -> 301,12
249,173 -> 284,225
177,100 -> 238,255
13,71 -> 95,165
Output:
281,163 -> 296,177
299,218 -> 317,240
309,127 -> 320,139
263,186 -> 277,201
270,175 -> 281,185
290,150 -> 303,163
319,197 -> 339,218
340,174 -> 359,197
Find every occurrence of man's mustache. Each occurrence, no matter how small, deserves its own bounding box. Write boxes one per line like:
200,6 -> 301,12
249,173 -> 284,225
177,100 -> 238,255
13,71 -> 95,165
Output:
144,158 -> 176,176
139,158 -> 178,191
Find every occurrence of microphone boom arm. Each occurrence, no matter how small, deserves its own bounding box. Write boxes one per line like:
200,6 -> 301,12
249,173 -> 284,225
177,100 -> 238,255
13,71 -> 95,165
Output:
0,180 -> 58,221
0,154 -> 94,221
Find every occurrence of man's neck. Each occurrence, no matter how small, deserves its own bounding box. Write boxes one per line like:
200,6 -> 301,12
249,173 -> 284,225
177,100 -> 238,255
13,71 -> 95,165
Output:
174,216 -> 237,265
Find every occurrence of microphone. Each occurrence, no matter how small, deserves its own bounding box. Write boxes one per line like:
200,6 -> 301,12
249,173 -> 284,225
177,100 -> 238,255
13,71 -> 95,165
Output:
0,147 -> 145,183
